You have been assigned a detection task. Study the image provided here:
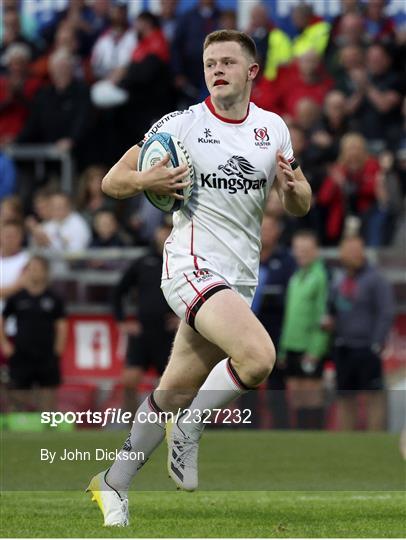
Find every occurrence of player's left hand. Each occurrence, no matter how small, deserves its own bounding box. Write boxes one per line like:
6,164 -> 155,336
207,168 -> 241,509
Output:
276,151 -> 296,192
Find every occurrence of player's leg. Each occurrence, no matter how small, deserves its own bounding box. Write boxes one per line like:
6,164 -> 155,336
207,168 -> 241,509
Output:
193,288 -> 275,387
88,321 -> 223,525
166,288 -> 276,490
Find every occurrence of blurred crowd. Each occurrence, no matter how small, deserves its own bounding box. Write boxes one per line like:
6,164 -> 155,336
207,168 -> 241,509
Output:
0,0 -> 405,250
0,214 -> 396,431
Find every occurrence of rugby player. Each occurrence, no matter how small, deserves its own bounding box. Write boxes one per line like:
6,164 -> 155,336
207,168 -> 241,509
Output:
87,30 -> 311,526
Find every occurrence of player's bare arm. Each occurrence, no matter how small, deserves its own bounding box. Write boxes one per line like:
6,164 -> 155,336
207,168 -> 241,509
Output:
274,151 -> 312,216
101,144 -> 189,200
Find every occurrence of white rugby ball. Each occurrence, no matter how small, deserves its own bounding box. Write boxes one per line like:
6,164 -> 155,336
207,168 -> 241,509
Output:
138,132 -> 195,212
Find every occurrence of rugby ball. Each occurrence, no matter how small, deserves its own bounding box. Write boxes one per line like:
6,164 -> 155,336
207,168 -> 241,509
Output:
138,132 -> 194,212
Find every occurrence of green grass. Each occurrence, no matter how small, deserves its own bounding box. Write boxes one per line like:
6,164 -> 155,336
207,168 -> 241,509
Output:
1,430 -> 405,537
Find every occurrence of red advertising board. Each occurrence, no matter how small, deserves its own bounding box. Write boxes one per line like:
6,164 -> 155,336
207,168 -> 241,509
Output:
61,313 -> 406,382
61,315 -> 126,380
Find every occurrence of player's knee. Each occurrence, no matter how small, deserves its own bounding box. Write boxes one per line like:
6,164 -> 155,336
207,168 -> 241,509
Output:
154,387 -> 197,412
235,338 -> 275,384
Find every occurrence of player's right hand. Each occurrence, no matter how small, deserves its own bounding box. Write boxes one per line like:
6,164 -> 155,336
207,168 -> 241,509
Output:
141,154 -> 190,200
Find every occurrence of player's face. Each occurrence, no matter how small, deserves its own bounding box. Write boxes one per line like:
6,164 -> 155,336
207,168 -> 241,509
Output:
203,41 -> 255,103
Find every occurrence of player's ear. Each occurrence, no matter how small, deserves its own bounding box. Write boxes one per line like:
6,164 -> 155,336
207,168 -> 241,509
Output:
247,63 -> 260,81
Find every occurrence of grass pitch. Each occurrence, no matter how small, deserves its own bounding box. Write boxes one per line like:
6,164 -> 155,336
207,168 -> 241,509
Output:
1,430 -> 405,537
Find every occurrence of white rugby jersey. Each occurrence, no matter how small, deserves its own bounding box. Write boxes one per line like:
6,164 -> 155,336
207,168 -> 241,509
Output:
144,97 -> 294,286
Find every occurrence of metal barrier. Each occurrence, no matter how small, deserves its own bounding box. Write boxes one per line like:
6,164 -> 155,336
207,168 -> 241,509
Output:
25,246 -> 406,312
4,144 -> 74,193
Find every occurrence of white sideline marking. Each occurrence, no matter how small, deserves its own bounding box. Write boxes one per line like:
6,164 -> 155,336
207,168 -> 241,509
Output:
297,494 -> 396,501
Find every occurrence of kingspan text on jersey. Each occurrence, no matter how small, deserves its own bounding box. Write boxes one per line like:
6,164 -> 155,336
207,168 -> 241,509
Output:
201,173 -> 266,194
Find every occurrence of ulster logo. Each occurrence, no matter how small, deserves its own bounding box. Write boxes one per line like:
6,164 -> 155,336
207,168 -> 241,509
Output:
254,127 -> 270,148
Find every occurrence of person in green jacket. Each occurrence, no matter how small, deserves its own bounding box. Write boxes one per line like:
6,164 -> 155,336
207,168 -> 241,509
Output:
279,230 -> 330,429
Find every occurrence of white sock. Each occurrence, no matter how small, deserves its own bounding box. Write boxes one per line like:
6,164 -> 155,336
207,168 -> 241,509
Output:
178,358 -> 250,438
106,393 -> 165,495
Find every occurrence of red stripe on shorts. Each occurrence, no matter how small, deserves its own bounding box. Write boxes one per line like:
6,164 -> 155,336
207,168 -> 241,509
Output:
190,220 -> 199,270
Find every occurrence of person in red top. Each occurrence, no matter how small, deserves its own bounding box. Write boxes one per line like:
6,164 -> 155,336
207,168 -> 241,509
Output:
116,11 -> 175,146
0,43 -> 42,145
273,50 -> 333,118
317,132 -> 382,245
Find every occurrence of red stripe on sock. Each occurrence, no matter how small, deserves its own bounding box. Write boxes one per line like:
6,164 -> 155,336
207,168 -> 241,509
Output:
226,359 -> 246,390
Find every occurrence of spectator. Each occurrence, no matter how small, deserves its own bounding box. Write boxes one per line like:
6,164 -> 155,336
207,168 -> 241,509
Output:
123,195 -> 166,246
31,21 -> 88,83
0,195 -> 24,226
290,3 -> 331,58
18,48 -> 91,156
159,0 -> 179,44
29,191 -> 91,253
318,133 -> 383,245
171,0 -> 221,105
0,7 -> 39,66
0,256 -> 67,411
279,230 -> 330,429
25,188 -> 54,247
334,43 -> 365,91
0,154 -> 17,200
289,123 -> 318,183
112,222 -> 178,414
90,209 -> 129,248
41,0 -> 109,58
247,3 -> 291,81
30,188 -> 54,223
374,150 -> 404,246
245,3 -> 271,68
311,90 -> 350,164
118,12 -> 175,145
364,0 -> 396,44
329,0 -> 362,41
275,50 -> 333,118
288,124 -> 324,233
325,12 -> 367,77
90,2 -> 137,81
250,214 -> 296,429
0,43 -> 42,145
294,97 -> 322,135
0,221 -> 29,306
76,164 -> 116,225
219,10 -> 237,32
326,236 -> 394,430
343,43 -> 404,151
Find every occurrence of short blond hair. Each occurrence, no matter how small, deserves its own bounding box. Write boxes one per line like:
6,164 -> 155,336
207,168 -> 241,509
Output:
203,30 -> 257,61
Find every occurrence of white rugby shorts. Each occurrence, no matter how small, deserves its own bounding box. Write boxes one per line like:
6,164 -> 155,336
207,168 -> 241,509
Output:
161,267 -> 256,331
